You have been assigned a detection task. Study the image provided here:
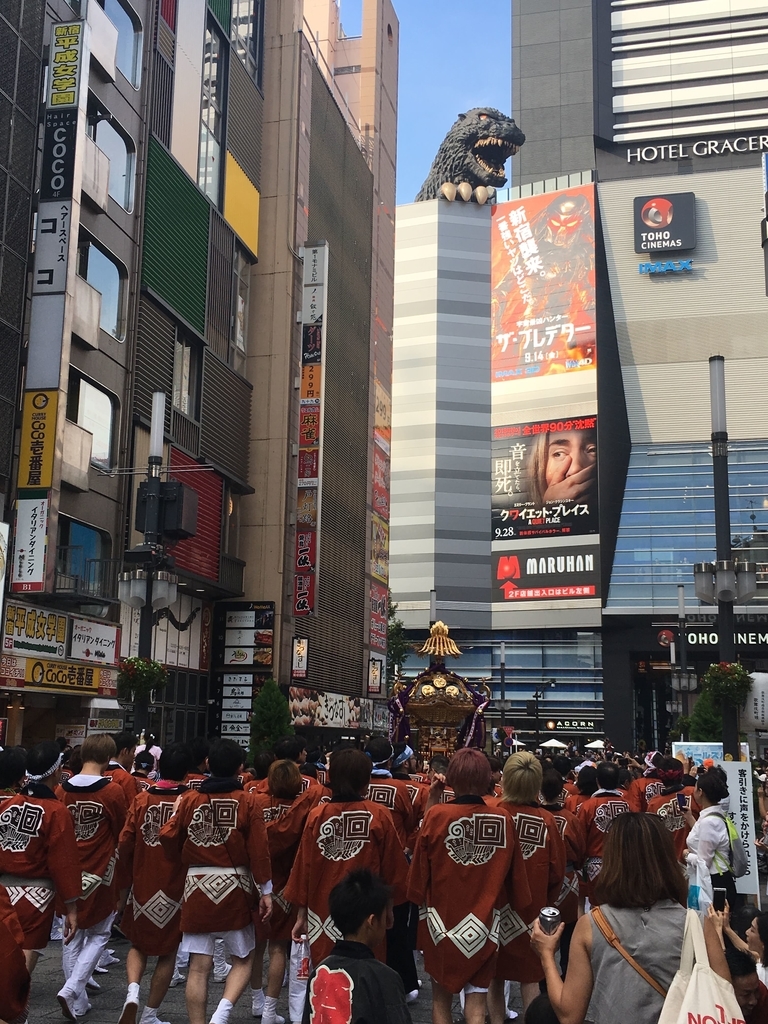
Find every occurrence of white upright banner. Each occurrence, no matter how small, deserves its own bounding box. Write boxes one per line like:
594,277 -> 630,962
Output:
716,758 -> 760,901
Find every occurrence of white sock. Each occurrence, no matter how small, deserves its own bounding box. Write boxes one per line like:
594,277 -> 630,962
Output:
210,998 -> 234,1024
262,996 -> 279,1024
126,982 -> 141,1004
140,1008 -> 159,1024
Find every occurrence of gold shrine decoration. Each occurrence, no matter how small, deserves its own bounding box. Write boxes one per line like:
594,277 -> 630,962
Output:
417,621 -> 462,659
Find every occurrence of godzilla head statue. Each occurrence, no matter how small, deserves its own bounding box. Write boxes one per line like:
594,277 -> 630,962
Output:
415,108 -> 525,202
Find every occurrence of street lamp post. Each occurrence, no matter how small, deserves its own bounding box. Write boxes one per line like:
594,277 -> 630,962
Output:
118,393 -> 180,737
691,357 -> 757,758
532,679 -> 556,750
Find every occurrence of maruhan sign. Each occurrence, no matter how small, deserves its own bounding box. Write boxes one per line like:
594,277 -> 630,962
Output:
627,136 -> 768,164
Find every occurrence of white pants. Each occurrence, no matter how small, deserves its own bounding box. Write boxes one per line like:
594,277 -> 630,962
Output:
60,913 -> 115,1011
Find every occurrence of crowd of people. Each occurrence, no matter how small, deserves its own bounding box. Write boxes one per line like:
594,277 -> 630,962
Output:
0,731 -> 767,1024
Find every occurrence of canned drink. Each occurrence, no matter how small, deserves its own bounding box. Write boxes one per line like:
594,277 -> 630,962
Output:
538,907 -> 562,934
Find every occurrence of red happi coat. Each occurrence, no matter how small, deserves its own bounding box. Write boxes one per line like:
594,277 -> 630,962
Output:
104,762 -> 142,805
0,884 -> 30,1022
365,777 -> 416,850
118,784 -> 188,955
0,784 -> 81,948
250,788 -> 318,942
159,782 -> 272,934
407,796 -> 531,992
626,774 -> 665,813
495,802 -> 566,984
392,774 -> 429,851
284,798 -> 408,963
58,777 -> 128,928
184,772 -> 208,791
541,803 -> 585,924
577,790 -> 631,897
647,786 -> 699,862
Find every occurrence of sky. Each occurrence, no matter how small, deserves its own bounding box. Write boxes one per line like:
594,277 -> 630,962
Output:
339,0 -> 512,204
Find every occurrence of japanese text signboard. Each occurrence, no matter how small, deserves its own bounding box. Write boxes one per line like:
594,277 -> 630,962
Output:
294,243 -> 328,616
492,417 -> 598,540
491,185 -> 600,607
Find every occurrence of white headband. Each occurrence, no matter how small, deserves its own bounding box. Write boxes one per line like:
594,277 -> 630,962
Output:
26,753 -> 63,782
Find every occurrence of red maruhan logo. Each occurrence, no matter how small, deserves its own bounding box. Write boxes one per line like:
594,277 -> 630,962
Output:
496,556 -> 520,581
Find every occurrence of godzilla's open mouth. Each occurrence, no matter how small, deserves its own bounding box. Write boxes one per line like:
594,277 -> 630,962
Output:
472,137 -> 520,181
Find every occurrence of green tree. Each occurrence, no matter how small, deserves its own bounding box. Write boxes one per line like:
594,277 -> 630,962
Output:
387,592 -> 410,687
250,677 -> 293,755
689,688 -> 723,742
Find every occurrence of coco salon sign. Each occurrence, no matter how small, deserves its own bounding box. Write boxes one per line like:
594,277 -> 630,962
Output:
627,135 -> 768,164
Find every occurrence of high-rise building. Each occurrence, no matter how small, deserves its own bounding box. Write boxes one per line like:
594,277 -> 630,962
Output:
1,0 -> 396,748
391,1 -> 768,752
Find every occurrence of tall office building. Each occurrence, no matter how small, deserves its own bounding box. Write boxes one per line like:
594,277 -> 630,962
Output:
391,1 -> 768,751
0,0 -> 397,749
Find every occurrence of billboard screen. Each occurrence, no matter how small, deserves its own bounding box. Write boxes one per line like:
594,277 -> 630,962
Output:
492,416 -> 598,540
491,185 -> 596,384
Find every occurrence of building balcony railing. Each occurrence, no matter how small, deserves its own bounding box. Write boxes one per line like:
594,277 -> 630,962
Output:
55,547 -> 121,602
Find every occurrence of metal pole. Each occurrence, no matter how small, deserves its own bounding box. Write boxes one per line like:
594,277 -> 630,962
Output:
134,393 -> 165,738
709,356 -> 739,758
677,584 -> 689,720
535,691 -> 540,750
499,642 -> 506,753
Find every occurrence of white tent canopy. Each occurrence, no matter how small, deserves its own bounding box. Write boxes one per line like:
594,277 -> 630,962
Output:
540,738 -> 567,748
584,739 -> 605,749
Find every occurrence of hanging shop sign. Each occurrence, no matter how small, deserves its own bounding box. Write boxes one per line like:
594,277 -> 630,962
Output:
70,618 -> 121,666
18,391 -> 58,489
292,637 -> 309,680
11,496 -> 50,593
3,602 -> 67,659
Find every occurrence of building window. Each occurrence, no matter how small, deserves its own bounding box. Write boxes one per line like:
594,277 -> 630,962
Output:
96,0 -> 142,87
173,333 -> 201,420
66,374 -> 116,470
77,235 -> 126,339
87,97 -> 135,210
232,0 -> 265,88
199,20 -> 225,203
231,243 -> 250,374
58,516 -> 112,574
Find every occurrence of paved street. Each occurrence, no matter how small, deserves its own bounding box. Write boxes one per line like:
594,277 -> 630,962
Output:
28,938 -> 525,1023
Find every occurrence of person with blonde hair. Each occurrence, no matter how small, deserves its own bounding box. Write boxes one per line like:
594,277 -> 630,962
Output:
489,752 -> 565,1023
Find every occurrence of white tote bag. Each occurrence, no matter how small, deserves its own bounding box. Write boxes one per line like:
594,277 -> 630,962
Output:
658,910 -> 746,1024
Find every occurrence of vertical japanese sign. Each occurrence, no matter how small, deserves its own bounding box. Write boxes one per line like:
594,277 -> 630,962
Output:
14,21 -> 88,597
491,186 -> 600,607
716,759 -> 760,899
294,244 -> 328,617
368,380 -> 391,674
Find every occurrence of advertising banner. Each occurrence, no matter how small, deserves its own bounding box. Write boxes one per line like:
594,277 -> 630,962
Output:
26,658 -> 100,693
368,654 -> 384,695
4,602 -> 67,659
70,617 -> 120,666
372,445 -> 390,520
294,242 -> 328,616
18,391 -> 58,489
491,185 -> 596,384
492,416 -> 598,541
716,759 -> 760,899
287,687 -> 364,729
495,545 -> 599,602
369,583 -> 388,652
371,515 -> 389,584
292,637 -> 309,679
47,22 -> 85,108
374,380 -> 392,455
11,496 -> 49,593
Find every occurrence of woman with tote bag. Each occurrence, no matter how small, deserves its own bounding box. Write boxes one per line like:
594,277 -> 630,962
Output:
531,813 -> 687,1024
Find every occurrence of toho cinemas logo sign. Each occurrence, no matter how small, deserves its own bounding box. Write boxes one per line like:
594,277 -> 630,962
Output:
495,544 -> 600,602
